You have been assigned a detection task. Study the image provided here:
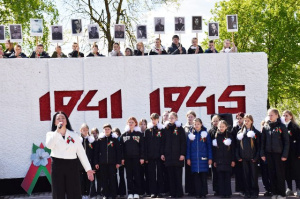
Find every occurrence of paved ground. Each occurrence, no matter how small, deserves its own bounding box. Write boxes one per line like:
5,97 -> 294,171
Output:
1,178 -> 298,199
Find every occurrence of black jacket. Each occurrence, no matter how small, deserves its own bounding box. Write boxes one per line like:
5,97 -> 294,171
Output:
120,130 -> 144,159
134,50 -> 148,56
204,48 -> 218,53
261,119 -> 289,158
236,127 -> 260,161
51,51 -> 67,58
30,51 -> 50,58
145,126 -> 164,160
162,123 -> 186,167
187,45 -> 204,54
79,136 -> 94,170
4,49 -> 15,58
149,48 -> 168,55
94,135 -> 121,165
87,52 -> 105,57
68,50 -> 84,58
167,43 -> 186,55
9,52 -> 27,58
213,130 -> 235,172
286,122 -> 300,157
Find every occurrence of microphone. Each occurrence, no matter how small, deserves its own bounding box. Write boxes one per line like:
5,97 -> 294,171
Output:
58,122 -> 63,129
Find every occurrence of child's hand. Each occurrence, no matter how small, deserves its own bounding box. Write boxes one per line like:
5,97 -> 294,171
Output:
179,155 -> 185,161
208,160 -> 212,165
187,159 -> 191,166
238,159 -> 242,162
161,155 -> 165,161
140,159 -> 144,165
214,162 -> 217,167
281,157 -> 287,161
231,161 -> 235,167
95,164 -> 99,170
261,156 -> 266,161
122,159 -> 125,165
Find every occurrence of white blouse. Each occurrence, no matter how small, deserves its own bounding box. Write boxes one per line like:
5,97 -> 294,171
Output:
46,129 -> 92,172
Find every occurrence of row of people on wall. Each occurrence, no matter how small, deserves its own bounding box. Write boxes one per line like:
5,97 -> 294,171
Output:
0,35 -> 237,59
46,109 -> 300,199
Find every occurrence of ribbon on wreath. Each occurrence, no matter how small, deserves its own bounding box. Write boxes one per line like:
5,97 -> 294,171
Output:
21,143 -> 52,195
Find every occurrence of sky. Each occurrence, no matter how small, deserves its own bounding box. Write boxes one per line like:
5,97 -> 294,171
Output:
52,0 -> 221,55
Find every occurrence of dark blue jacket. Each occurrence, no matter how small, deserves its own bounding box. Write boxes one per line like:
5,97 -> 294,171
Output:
186,127 -> 212,173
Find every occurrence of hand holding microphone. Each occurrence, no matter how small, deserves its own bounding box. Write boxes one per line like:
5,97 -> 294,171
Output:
56,122 -> 64,134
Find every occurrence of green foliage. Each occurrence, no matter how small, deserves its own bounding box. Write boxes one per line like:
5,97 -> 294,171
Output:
0,0 -> 59,53
202,0 -> 300,120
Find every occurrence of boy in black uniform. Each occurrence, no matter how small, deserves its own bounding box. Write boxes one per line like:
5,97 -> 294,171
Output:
120,117 -> 145,199
145,113 -> 165,198
94,124 -> 121,199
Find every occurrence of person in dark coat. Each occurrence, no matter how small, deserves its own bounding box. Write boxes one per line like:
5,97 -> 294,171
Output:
204,40 -> 218,53
231,112 -> 245,196
282,110 -> 300,197
87,43 -> 105,57
236,115 -> 260,198
167,35 -> 186,55
213,120 -> 235,198
134,42 -> 148,56
183,111 -> 197,196
4,40 -> 15,58
188,38 -> 204,54
94,124 -> 121,199
69,42 -> 84,58
261,108 -> 289,198
186,118 -> 212,198
145,113 -> 165,198
79,124 -> 95,199
51,46 -> 67,58
139,119 -> 149,196
29,44 -> 50,58
209,115 -> 221,196
120,117 -> 145,199
161,112 -> 186,198
9,44 -> 27,58
149,38 -> 167,55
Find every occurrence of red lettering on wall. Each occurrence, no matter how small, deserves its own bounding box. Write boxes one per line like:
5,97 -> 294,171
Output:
149,88 -> 160,115
186,87 -> 215,114
218,85 -> 246,113
55,91 -> 83,117
111,90 -> 122,118
39,92 -> 51,121
164,87 -> 191,113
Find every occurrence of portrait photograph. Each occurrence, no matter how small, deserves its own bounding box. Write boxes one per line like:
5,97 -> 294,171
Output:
174,17 -> 185,33
208,22 -> 219,39
192,16 -> 202,33
9,24 -> 22,42
227,14 -> 238,32
114,24 -> 125,41
88,24 -> 100,41
0,25 -> 5,43
71,19 -> 83,36
51,25 -> 63,42
154,17 -> 165,34
30,19 -> 43,36
136,25 -> 147,41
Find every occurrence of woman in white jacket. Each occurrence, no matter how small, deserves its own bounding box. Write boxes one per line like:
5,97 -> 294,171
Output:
46,111 -> 94,199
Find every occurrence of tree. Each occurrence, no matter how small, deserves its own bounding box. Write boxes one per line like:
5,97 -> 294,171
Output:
62,0 -> 180,52
0,0 -> 59,52
202,0 -> 300,120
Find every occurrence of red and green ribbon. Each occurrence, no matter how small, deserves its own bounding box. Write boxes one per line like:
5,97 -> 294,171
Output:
21,143 -> 51,195
173,129 -> 178,135
107,141 -> 114,147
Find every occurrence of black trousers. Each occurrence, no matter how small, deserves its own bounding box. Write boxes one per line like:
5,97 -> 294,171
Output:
167,166 -> 183,197
163,163 -> 170,193
260,159 -> 271,192
193,172 -> 208,197
125,158 -> 142,194
234,161 -> 244,192
287,179 -> 300,190
217,170 -> 232,196
211,164 -> 218,193
51,157 -> 81,199
185,161 -> 195,194
266,153 -> 286,196
100,164 -> 117,197
80,169 -> 91,195
148,159 -> 164,195
118,165 -> 127,195
242,160 -> 259,196
90,170 -> 101,197
141,162 -> 149,195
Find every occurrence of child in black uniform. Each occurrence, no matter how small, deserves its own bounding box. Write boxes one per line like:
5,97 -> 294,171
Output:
94,124 -> 121,199
120,117 -> 145,199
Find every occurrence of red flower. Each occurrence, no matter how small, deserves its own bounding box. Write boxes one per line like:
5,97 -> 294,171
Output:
67,136 -> 75,144
173,129 -> 178,135
89,143 -> 93,149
